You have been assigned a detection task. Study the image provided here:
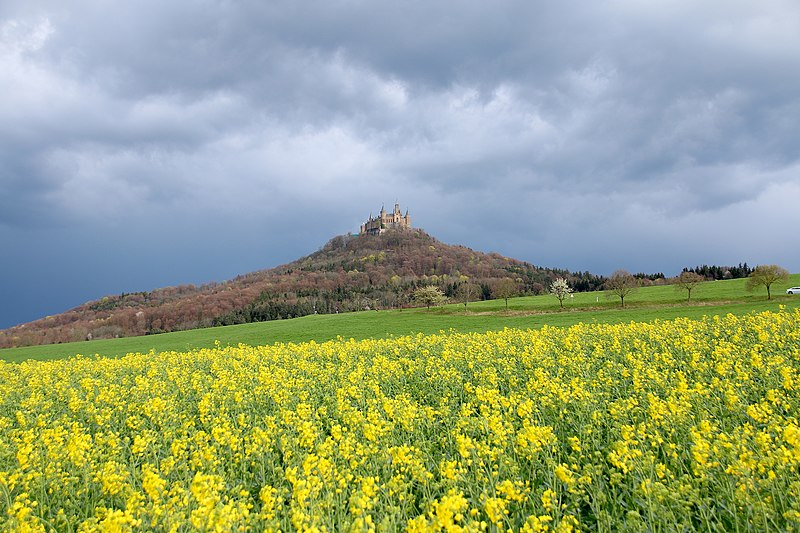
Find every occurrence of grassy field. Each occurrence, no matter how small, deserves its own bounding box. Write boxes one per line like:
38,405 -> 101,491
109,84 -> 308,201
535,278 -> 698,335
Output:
2,274 -> 799,363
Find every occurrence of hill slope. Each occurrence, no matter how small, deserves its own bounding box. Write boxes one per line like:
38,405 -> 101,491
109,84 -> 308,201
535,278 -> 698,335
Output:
0,228 -> 604,348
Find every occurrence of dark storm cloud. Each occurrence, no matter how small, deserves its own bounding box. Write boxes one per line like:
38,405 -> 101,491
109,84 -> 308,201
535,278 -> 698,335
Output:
2,0 -> 800,328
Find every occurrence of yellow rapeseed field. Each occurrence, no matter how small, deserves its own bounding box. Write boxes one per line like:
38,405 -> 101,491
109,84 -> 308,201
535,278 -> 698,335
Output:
1,309 -> 799,532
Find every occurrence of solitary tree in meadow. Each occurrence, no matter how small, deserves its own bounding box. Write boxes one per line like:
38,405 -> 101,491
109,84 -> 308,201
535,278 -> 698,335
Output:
549,278 -> 572,308
492,278 -> 518,309
605,270 -> 638,308
456,281 -> 479,312
412,286 -> 447,309
674,271 -> 705,302
746,264 -> 789,300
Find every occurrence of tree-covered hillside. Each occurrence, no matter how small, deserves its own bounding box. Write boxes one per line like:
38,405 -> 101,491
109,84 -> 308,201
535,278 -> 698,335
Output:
1,229 -> 605,348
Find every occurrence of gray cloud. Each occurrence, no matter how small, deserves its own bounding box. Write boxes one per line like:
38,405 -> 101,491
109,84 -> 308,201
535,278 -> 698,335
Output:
1,0 -> 800,327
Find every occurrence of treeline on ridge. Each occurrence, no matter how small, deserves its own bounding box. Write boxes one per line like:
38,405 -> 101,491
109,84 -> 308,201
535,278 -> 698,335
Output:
682,263 -> 754,280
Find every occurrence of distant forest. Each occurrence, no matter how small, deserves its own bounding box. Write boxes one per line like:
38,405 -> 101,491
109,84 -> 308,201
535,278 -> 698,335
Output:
682,263 -> 754,280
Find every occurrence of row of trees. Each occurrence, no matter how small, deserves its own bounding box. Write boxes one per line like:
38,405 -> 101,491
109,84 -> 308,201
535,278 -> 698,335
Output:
586,265 -> 789,307
568,265 -> 790,308
412,264 -> 791,311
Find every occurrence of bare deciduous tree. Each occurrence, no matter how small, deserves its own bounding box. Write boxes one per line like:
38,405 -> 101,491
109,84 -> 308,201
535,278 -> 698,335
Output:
746,264 -> 789,300
456,281 -> 479,312
605,270 -> 638,308
492,278 -> 518,309
674,271 -> 705,302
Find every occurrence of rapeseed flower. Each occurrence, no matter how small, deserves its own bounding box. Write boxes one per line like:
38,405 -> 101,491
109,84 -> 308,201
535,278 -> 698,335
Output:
1,309 -> 799,530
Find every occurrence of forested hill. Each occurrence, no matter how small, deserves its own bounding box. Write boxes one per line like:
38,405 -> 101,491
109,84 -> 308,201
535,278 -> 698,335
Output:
1,229 -> 605,348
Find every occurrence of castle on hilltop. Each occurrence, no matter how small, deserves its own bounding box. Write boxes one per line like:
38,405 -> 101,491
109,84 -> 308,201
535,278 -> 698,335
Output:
360,203 -> 412,235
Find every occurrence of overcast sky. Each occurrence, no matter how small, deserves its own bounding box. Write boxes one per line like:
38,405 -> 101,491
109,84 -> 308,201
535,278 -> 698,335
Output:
2,1 -> 799,328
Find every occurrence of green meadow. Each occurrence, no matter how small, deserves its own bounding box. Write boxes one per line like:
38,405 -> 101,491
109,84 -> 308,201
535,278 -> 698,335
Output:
2,274 -> 799,363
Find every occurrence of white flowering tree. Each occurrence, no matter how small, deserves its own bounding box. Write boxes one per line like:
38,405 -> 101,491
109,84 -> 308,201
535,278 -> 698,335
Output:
549,278 -> 572,308
413,286 -> 448,309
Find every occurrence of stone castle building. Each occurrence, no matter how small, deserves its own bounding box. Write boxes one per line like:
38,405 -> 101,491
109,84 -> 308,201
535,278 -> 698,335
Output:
360,203 -> 411,235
